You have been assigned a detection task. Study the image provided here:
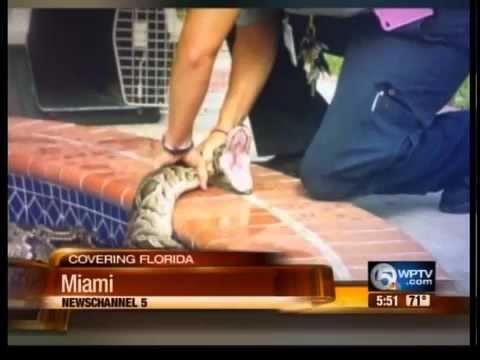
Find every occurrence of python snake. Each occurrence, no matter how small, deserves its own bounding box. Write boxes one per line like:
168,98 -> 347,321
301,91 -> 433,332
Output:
126,126 -> 253,249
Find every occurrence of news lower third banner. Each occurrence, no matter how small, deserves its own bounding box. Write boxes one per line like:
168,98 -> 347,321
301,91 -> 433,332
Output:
8,249 -> 335,311
8,249 -> 468,314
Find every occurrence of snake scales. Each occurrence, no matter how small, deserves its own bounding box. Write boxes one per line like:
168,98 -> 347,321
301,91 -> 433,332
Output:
126,126 -> 253,249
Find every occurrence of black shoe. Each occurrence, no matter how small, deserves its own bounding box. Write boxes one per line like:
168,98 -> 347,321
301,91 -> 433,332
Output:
439,177 -> 470,214
256,153 -> 303,178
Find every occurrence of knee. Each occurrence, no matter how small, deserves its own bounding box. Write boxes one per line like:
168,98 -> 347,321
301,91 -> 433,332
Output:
299,156 -> 354,201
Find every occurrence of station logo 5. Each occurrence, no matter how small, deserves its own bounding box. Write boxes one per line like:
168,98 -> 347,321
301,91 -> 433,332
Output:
368,261 -> 436,292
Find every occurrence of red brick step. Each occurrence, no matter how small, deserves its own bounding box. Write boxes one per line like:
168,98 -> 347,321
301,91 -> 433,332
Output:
8,116 -> 448,283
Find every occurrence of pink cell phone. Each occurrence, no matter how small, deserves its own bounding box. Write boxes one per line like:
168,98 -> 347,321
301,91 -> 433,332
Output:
374,8 -> 434,32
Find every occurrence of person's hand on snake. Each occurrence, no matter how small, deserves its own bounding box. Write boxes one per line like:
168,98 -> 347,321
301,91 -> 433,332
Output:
152,140 -> 209,191
197,128 -> 229,173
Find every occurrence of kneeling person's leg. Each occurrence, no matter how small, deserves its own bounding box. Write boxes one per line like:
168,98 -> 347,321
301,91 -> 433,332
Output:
300,9 -> 469,201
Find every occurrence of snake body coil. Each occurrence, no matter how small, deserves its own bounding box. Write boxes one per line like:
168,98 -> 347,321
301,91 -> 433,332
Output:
126,127 -> 253,249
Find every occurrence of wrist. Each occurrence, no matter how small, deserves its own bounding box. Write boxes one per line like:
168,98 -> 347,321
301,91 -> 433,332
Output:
162,134 -> 194,156
216,116 -> 234,129
217,104 -> 248,131
210,127 -> 229,137
213,117 -> 245,135
164,131 -> 193,147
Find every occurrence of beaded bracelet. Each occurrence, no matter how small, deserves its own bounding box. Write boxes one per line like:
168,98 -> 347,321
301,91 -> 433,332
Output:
161,135 -> 194,156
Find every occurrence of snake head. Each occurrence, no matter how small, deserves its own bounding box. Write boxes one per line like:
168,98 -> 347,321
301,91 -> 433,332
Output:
212,126 -> 254,194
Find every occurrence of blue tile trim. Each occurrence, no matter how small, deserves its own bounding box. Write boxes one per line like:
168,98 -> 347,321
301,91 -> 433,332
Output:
7,172 -> 129,247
